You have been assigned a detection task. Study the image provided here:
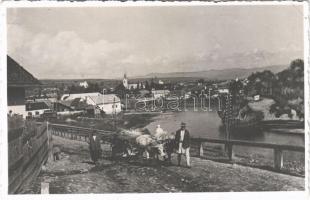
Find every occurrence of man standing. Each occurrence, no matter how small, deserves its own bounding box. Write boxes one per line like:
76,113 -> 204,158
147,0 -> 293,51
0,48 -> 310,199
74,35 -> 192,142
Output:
89,131 -> 102,164
155,124 -> 164,135
153,124 -> 164,139
175,122 -> 191,168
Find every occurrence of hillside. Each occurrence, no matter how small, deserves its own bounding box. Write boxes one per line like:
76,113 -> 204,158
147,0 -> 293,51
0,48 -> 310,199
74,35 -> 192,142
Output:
245,59 -> 304,119
39,65 -> 287,84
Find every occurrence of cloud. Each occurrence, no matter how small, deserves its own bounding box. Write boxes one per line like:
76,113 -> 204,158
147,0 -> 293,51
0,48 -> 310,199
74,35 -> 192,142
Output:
8,27 -> 134,79
7,5 -> 303,79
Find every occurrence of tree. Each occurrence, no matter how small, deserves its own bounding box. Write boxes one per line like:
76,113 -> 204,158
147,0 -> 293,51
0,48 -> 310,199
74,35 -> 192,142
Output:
69,84 -> 76,94
278,58 -> 304,88
245,70 -> 278,96
94,83 -> 100,92
229,79 -> 243,96
150,79 -> 155,89
145,81 -> 150,90
197,79 -> 204,84
136,81 -> 140,90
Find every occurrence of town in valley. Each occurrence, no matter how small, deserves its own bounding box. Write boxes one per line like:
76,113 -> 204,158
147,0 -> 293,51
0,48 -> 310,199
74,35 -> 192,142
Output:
6,5 -> 306,195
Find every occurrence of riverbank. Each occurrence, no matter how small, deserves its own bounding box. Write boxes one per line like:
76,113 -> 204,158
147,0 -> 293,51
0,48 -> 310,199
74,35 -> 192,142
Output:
248,98 -> 303,121
22,136 -> 305,193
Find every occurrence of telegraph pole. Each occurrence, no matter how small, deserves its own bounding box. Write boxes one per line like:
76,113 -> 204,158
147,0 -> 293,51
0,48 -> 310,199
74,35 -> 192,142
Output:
113,97 -> 116,130
225,92 -> 233,156
225,94 -> 230,140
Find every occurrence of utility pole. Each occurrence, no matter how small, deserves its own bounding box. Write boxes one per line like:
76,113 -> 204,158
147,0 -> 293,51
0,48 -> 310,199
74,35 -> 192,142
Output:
225,94 -> 230,140
224,92 -> 233,155
102,89 -> 106,118
113,97 -> 116,130
208,88 -> 212,111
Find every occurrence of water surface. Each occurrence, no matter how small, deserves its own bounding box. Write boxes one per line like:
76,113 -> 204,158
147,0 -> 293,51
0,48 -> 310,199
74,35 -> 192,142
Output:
145,111 -> 305,164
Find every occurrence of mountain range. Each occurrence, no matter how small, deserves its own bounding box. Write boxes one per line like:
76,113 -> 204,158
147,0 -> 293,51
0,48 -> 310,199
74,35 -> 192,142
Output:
139,65 -> 287,80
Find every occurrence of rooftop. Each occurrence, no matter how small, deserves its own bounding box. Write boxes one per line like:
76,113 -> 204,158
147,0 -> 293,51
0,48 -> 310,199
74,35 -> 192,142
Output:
87,94 -> 120,105
26,101 -> 50,111
7,55 -> 41,87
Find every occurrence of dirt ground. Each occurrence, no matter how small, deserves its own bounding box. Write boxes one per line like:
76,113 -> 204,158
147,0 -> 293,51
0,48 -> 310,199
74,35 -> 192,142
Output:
22,136 -> 305,194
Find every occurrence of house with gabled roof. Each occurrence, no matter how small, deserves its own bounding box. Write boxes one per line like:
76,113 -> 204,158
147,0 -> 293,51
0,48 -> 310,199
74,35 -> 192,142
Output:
86,94 -> 121,115
7,55 -> 41,117
60,92 -> 121,114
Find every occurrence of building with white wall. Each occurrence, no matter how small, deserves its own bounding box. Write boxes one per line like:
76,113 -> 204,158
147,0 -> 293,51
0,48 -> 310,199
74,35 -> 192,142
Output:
79,81 -> 89,88
25,101 -> 51,117
61,92 -> 101,101
61,92 -> 121,114
86,94 -> 121,114
151,89 -> 170,99
122,73 -> 142,90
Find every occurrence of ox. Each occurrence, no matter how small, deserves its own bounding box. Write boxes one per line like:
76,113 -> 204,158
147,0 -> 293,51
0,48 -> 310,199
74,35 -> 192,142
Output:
151,132 -> 176,163
135,135 -> 167,161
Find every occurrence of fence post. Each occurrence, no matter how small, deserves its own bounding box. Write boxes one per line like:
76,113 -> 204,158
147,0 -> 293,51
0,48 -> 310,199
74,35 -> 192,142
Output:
41,182 -> 49,194
47,121 -> 54,162
199,142 -> 204,157
274,148 -> 283,170
227,143 -> 233,161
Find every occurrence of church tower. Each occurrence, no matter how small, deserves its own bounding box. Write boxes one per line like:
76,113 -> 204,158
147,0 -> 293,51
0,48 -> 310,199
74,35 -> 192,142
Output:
123,73 -> 128,89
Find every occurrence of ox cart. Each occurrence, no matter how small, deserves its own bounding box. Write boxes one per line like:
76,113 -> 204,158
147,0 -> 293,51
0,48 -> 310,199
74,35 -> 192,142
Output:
110,128 -> 176,163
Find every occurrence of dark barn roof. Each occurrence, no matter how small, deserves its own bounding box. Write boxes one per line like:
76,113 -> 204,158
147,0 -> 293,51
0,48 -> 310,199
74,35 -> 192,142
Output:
26,101 -> 50,111
7,55 -> 41,87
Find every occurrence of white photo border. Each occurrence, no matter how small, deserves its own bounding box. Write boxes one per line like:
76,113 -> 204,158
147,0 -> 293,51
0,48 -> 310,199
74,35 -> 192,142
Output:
0,1 -> 309,200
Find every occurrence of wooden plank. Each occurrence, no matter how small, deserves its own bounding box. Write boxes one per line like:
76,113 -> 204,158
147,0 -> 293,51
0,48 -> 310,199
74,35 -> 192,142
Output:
8,120 -> 49,194
192,138 -> 227,144
36,126 -> 47,139
22,138 -> 48,171
8,138 -> 22,167
8,171 -> 23,194
8,159 -> 24,194
8,128 -> 24,143
21,143 -> 48,192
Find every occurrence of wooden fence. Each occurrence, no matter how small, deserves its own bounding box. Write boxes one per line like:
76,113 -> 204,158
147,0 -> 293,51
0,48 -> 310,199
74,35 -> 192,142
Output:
8,120 -> 49,194
49,123 -> 115,143
191,137 -> 304,170
48,123 -> 305,171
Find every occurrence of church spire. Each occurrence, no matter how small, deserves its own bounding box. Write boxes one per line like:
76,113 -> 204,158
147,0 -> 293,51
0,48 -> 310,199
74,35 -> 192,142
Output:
123,72 -> 128,89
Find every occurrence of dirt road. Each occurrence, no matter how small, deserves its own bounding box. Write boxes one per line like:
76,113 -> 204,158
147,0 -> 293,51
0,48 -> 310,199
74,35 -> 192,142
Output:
22,136 -> 304,193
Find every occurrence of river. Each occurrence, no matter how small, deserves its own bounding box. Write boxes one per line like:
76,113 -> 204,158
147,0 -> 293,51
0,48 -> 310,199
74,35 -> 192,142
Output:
144,111 -> 305,167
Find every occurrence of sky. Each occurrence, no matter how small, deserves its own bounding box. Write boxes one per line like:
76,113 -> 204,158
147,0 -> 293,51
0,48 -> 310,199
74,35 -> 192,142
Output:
7,5 -> 304,79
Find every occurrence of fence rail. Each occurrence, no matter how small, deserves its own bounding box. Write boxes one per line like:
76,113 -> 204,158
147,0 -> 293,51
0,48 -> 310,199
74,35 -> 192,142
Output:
191,137 -> 304,170
48,123 -> 305,171
49,123 -> 115,143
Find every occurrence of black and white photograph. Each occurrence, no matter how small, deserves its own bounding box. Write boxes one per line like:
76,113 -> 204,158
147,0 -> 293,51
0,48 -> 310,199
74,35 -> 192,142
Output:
2,1 -> 308,197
